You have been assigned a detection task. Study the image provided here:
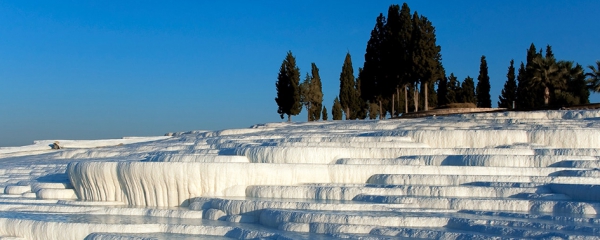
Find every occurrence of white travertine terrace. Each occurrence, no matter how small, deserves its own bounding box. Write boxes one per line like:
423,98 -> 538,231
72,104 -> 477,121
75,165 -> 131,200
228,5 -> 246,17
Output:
0,110 -> 600,239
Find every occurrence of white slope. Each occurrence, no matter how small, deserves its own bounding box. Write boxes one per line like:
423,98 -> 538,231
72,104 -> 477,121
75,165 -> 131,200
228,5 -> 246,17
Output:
0,110 -> 599,239
0,136 -> 170,158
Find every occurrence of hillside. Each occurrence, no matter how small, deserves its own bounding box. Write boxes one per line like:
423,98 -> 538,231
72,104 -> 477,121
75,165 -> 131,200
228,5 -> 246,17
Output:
1,110 -> 600,239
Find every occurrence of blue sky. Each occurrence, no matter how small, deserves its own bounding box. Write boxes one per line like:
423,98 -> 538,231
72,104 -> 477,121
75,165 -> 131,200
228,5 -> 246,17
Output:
1,1 -> 599,147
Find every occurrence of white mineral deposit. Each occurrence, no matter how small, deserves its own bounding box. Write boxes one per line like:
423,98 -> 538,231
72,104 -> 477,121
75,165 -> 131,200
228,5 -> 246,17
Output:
1,110 -> 600,239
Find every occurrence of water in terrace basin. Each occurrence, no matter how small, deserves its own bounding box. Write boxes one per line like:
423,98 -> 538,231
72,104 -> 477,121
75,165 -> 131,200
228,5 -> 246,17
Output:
1,110 -> 600,239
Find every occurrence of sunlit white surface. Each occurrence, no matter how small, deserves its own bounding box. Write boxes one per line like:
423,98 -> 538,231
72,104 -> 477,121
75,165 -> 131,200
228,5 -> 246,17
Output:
1,110 -> 600,239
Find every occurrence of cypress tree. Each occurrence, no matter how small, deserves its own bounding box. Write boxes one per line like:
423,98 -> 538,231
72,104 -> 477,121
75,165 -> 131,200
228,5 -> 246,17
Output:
362,4 -> 442,114
461,76 -> 476,104
299,73 -> 312,121
437,75 -> 448,106
518,43 -> 541,109
498,59 -> 518,109
476,55 -> 492,107
410,13 -> 438,111
309,63 -> 323,121
300,63 -> 324,122
446,73 -> 460,104
275,51 -> 302,121
545,45 -> 554,60
516,62 -> 530,109
429,60 -> 445,109
354,68 -> 368,119
360,13 -> 386,118
382,4 -> 412,114
322,106 -> 328,121
339,52 -> 358,120
332,97 -> 343,120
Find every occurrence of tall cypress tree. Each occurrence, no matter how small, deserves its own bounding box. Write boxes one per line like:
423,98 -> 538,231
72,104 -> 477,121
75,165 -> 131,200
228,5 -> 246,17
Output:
415,15 -> 442,111
339,52 -> 358,120
518,43 -> 541,109
498,59 -> 518,109
545,45 -> 554,60
299,73 -> 312,121
446,73 -> 460,104
275,51 -> 302,121
354,68 -> 368,119
322,106 -> 328,121
476,55 -> 492,107
332,97 -> 343,120
461,76 -> 476,104
516,61 -> 529,109
360,13 -> 386,118
362,3 -> 443,114
300,63 -> 324,122
382,4 -> 412,114
309,63 -> 323,121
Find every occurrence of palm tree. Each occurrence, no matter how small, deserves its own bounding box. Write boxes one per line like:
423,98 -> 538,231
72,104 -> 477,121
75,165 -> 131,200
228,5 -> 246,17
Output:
586,60 -> 600,92
529,55 -> 564,106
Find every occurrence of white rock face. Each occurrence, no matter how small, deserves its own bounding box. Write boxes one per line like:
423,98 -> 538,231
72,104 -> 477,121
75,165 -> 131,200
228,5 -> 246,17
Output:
0,110 -> 599,239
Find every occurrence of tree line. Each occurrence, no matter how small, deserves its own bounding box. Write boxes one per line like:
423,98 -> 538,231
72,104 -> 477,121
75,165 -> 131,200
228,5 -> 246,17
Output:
275,3 -> 600,122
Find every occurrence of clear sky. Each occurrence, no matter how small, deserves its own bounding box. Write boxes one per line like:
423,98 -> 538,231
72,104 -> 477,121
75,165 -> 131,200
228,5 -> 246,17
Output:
1,1 -> 599,147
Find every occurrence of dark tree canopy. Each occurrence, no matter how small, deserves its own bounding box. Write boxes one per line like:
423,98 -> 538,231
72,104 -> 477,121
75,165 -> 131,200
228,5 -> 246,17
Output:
354,68 -> 368,119
275,51 -> 302,121
299,73 -> 312,121
517,43 -> 541,109
437,75 -> 449,106
515,43 -> 590,108
382,4 -> 412,97
446,73 -> 461,104
410,13 -> 443,111
332,97 -> 343,120
322,106 -> 328,121
360,13 -> 386,105
498,59 -> 518,109
339,53 -> 359,120
476,55 -> 492,107
461,76 -> 476,104
528,54 -> 561,106
300,63 -> 323,121
359,3 -> 444,116
556,61 -> 589,105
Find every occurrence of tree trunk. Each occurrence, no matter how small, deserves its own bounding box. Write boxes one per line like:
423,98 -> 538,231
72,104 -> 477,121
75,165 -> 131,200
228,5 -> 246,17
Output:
397,87 -> 401,114
379,100 -> 383,120
544,86 -> 550,106
424,82 -> 428,111
391,94 -> 395,118
413,84 -> 419,112
404,85 -> 408,113
287,114 -> 291,122
307,105 -> 311,122
345,107 -> 350,120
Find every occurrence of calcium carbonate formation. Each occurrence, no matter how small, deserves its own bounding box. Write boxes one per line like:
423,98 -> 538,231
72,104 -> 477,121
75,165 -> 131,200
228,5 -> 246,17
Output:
0,110 -> 600,239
